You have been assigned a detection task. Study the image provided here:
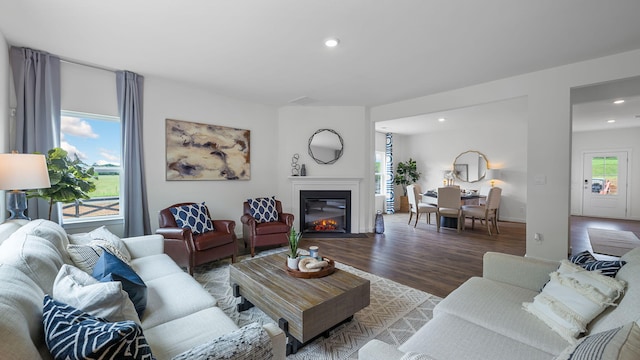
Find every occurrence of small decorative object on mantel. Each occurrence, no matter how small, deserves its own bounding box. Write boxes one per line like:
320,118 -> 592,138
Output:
291,153 -> 300,176
300,164 -> 307,176
287,227 -> 302,270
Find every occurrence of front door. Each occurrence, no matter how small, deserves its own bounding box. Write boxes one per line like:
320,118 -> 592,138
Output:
582,151 -> 628,218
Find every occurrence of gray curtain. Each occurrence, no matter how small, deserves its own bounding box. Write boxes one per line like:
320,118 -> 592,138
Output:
385,133 -> 395,214
116,71 -> 151,236
9,47 -> 61,222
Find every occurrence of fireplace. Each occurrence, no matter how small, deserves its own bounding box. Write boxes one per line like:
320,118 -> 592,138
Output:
300,190 -> 351,233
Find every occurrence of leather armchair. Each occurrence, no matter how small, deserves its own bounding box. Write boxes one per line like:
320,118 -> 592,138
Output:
156,202 -> 237,275
241,200 -> 294,257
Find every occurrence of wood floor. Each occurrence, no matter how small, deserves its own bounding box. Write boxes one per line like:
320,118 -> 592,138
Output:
290,213 -> 640,299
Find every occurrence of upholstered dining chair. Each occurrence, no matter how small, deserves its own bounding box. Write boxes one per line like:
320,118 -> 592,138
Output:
436,186 -> 464,233
462,187 -> 502,235
241,197 -> 294,257
157,202 -> 237,275
407,184 -> 437,227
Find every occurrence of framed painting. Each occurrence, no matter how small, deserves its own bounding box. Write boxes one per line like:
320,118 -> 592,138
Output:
166,119 -> 250,180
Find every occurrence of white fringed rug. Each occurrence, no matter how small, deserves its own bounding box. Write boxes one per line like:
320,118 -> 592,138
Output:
194,249 -> 441,360
588,228 -> 640,257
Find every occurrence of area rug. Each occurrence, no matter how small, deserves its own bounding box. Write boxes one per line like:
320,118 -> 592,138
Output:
588,227 -> 640,257
194,249 -> 441,360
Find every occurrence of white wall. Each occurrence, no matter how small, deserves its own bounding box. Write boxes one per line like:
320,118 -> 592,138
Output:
571,127 -> 640,219
276,106 -> 371,232
144,77 -> 278,232
372,49 -> 640,261
395,97 -> 528,222
0,32 -> 9,219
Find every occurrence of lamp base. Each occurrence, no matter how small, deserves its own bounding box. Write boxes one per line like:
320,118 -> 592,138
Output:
6,190 -> 30,220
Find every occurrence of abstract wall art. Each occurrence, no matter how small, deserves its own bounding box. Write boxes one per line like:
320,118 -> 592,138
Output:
165,119 -> 250,180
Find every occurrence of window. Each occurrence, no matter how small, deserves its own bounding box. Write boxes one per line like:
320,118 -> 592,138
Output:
591,156 -> 618,195
375,151 -> 386,195
60,111 -> 122,223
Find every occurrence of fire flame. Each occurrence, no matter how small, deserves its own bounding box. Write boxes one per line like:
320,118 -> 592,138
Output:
313,219 -> 338,231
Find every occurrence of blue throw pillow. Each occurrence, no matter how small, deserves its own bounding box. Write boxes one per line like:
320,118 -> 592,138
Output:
247,196 -> 279,223
569,250 -> 626,277
169,202 -> 214,234
43,295 -> 154,360
92,249 -> 147,318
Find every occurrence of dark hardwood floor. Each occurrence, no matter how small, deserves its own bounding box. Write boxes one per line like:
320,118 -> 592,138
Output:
239,214 -> 640,299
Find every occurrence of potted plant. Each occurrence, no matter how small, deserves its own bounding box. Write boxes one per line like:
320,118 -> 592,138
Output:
394,158 -> 421,212
287,227 -> 302,270
27,147 -> 97,220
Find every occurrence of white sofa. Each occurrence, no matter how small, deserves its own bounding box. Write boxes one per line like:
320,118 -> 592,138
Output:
359,250 -> 640,360
0,219 -> 286,360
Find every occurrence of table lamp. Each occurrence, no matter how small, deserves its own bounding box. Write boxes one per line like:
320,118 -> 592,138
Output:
486,169 -> 501,187
0,152 -> 51,220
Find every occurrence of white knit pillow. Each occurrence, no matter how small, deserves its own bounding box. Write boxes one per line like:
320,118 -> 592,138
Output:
523,260 -> 626,343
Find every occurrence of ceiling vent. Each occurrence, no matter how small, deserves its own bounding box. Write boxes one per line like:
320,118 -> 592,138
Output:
288,96 -> 316,106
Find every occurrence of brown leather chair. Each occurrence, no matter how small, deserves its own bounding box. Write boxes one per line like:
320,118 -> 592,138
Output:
157,202 -> 237,275
241,199 -> 294,257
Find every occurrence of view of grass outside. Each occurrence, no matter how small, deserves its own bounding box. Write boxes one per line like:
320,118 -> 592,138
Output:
91,174 -> 120,198
592,156 -> 618,194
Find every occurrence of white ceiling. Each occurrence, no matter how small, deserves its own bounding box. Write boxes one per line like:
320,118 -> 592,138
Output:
2,0 -> 640,110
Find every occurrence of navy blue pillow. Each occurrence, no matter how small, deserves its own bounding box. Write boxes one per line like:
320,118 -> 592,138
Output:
569,250 -> 626,277
169,202 -> 214,234
43,295 -> 154,360
247,196 -> 279,223
92,249 -> 147,318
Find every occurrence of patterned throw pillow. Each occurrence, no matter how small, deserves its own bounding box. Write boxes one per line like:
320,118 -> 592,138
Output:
43,295 -> 154,360
569,250 -> 627,277
554,322 -> 640,360
169,202 -> 214,234
67,240 -> 131,274
171,322 -> 273,360
247,197 -> 279,223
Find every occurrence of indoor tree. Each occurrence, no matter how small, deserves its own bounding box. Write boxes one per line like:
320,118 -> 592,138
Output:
394,158 -> 421,196
27,147 -> 97,220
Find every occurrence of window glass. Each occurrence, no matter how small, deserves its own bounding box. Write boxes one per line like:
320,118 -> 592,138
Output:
591,156 -> 618,195
375,151 -> 386,195
61,111 -> 122,222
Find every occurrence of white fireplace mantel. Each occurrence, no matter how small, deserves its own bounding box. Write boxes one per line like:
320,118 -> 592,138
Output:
289,176 -> 362,233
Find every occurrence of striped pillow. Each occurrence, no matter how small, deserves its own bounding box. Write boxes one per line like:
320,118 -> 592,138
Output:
554,322 -> 640,360
569,250 -> 626,277
43,295 -> 154,360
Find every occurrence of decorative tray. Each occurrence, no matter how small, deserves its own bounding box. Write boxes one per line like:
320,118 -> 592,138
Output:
285,257 -> 335,278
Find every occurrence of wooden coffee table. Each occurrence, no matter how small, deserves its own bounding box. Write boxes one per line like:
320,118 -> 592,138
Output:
229,252 -> 370,354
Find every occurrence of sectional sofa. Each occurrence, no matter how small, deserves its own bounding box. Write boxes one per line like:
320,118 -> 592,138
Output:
360,250 -> 640,360
0,219 -> 286,359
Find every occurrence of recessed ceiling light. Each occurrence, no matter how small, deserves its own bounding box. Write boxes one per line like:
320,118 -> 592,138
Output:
613,99 -> 625,104
607,119 -> 616,123
324,38 -> 339,48
438,118 -> 446,122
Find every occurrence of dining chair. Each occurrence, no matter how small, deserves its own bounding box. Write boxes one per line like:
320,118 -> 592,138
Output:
462,187 -> 502,235
436,186 -> 463,233
407,184 -> 437,227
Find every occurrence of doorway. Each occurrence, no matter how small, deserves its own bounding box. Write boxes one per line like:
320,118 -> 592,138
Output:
582,151 -> 628,218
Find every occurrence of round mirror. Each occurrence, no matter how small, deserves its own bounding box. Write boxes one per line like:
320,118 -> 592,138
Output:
453,150 -> 488,183
308,129 -> 344,165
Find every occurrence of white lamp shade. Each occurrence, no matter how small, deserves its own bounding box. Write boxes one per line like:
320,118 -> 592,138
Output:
486,169 -> 501,181
0,153 -> 51,190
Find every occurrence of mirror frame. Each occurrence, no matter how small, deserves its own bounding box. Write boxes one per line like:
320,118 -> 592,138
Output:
308,128 -> 344,165
453,150 -> 488,183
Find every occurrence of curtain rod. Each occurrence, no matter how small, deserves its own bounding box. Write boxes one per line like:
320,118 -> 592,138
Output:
59,57 -> 118,73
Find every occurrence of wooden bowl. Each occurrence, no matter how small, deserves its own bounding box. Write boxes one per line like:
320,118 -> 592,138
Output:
285,257 -> 336,278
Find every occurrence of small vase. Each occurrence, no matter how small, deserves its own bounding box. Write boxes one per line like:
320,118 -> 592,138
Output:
300,164 -> 307,176
287,256 -> 300,270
